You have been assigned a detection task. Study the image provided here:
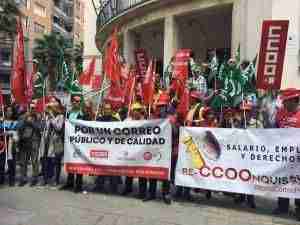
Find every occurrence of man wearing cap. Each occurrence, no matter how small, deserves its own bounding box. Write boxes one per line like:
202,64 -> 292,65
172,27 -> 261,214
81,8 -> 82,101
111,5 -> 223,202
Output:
273,89 -> 300,220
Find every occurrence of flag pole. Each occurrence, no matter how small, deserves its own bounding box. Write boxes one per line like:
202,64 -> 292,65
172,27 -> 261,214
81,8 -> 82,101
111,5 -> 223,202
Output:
65,68 -> 76,119
2,105 -> 8,171
242,91 -> 247,129
84,85 -> 110,99
39,77 -> 47,161
95,75 -> 107,120
43,78 -> 46,118
148,104 -> 151,119
127,76 -> 136,118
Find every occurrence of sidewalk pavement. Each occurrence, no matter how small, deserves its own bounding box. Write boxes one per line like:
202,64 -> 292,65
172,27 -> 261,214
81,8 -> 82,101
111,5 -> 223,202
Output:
0,185 -> 300,225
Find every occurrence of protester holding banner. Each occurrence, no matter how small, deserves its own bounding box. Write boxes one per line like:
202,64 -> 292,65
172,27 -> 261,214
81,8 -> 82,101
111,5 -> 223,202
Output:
94,103 -> 121,194
122,102 -> 148,198
273,88 -> 300,220
147,92 -> 172,204
83,99 -> 95,121
233,101 -> 263,209
61,95 -> 86,193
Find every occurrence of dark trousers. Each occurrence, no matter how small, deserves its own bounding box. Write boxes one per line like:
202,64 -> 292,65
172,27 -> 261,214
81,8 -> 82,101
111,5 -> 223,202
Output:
123,176 -> 133,192
175,186 -> 191,197
237,194 -> 255,203
278,197 -> 300,212
40,157 -> 47,177
149,179 -> 157,197
19,149 -> 39,180
0,152 -> 5,184
162,180 -> 170,196
137,178 -> 157,197
95,176 -> 120,193
172,156 -> 191,198
44,154 -> 63,184
7,153 -> 16,185
123,177 -> 150,197
66,173 -> 83,190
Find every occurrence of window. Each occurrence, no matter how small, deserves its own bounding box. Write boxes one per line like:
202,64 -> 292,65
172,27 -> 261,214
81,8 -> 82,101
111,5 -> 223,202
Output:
66,6 -> 73,17
34,2 -> 46,17
0,50 -> 11,66
17,0 -> 30,9
22,16 -> 30,32
34,22 -> 45,33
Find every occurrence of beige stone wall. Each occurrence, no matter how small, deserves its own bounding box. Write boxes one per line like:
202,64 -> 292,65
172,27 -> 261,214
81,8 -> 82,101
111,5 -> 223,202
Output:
106,0 -> 299,88
271,0 -> 300,89
119,0 -> 234,69
83,0 -> 101,74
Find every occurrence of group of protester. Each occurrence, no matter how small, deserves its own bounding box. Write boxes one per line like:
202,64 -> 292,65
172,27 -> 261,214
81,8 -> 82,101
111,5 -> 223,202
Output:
0,51 -> 300,221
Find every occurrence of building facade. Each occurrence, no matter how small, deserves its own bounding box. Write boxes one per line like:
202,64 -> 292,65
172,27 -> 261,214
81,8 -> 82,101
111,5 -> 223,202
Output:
83,0 -> 101,74
0,0 -> 85,96
95,0 -> 300,89
53,0 -> 85,45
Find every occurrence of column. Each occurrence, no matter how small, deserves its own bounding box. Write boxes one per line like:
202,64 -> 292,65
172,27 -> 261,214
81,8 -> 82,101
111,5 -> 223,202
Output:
123,29 -> 136,66
272,0 -> 300,88
232,0 -> 272,60
163,15 -> 179,71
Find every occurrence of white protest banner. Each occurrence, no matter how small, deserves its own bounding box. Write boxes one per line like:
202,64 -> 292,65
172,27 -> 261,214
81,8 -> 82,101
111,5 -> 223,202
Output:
176,127 -> 300,198
64,119 -> 172,180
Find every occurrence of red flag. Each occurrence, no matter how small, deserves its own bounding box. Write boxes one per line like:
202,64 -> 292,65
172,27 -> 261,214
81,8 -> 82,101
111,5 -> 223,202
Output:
35,95 -> 53,113
79,57 -> 96,86
142,60 -> 156,105
91,74 -> 102,90
104,29 -> 121,84
124,70 -> 136,105
170,78 -> 185,98
177,87 -> 190,121
121,64 -> 130,80
105,84 -> 125,110
172,49 -> 191,83
11,19 -> 27,105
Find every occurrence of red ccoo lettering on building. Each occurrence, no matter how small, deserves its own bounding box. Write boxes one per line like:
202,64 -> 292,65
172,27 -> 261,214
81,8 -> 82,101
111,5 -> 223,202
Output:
256,20 -> 289,90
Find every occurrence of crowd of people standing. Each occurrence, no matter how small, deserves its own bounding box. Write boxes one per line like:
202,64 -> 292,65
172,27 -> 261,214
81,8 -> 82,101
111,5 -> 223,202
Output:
0,53 -> 300,221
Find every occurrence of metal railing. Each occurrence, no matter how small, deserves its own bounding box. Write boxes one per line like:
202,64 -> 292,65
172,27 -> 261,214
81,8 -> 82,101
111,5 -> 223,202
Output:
97,0 -> 150,29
